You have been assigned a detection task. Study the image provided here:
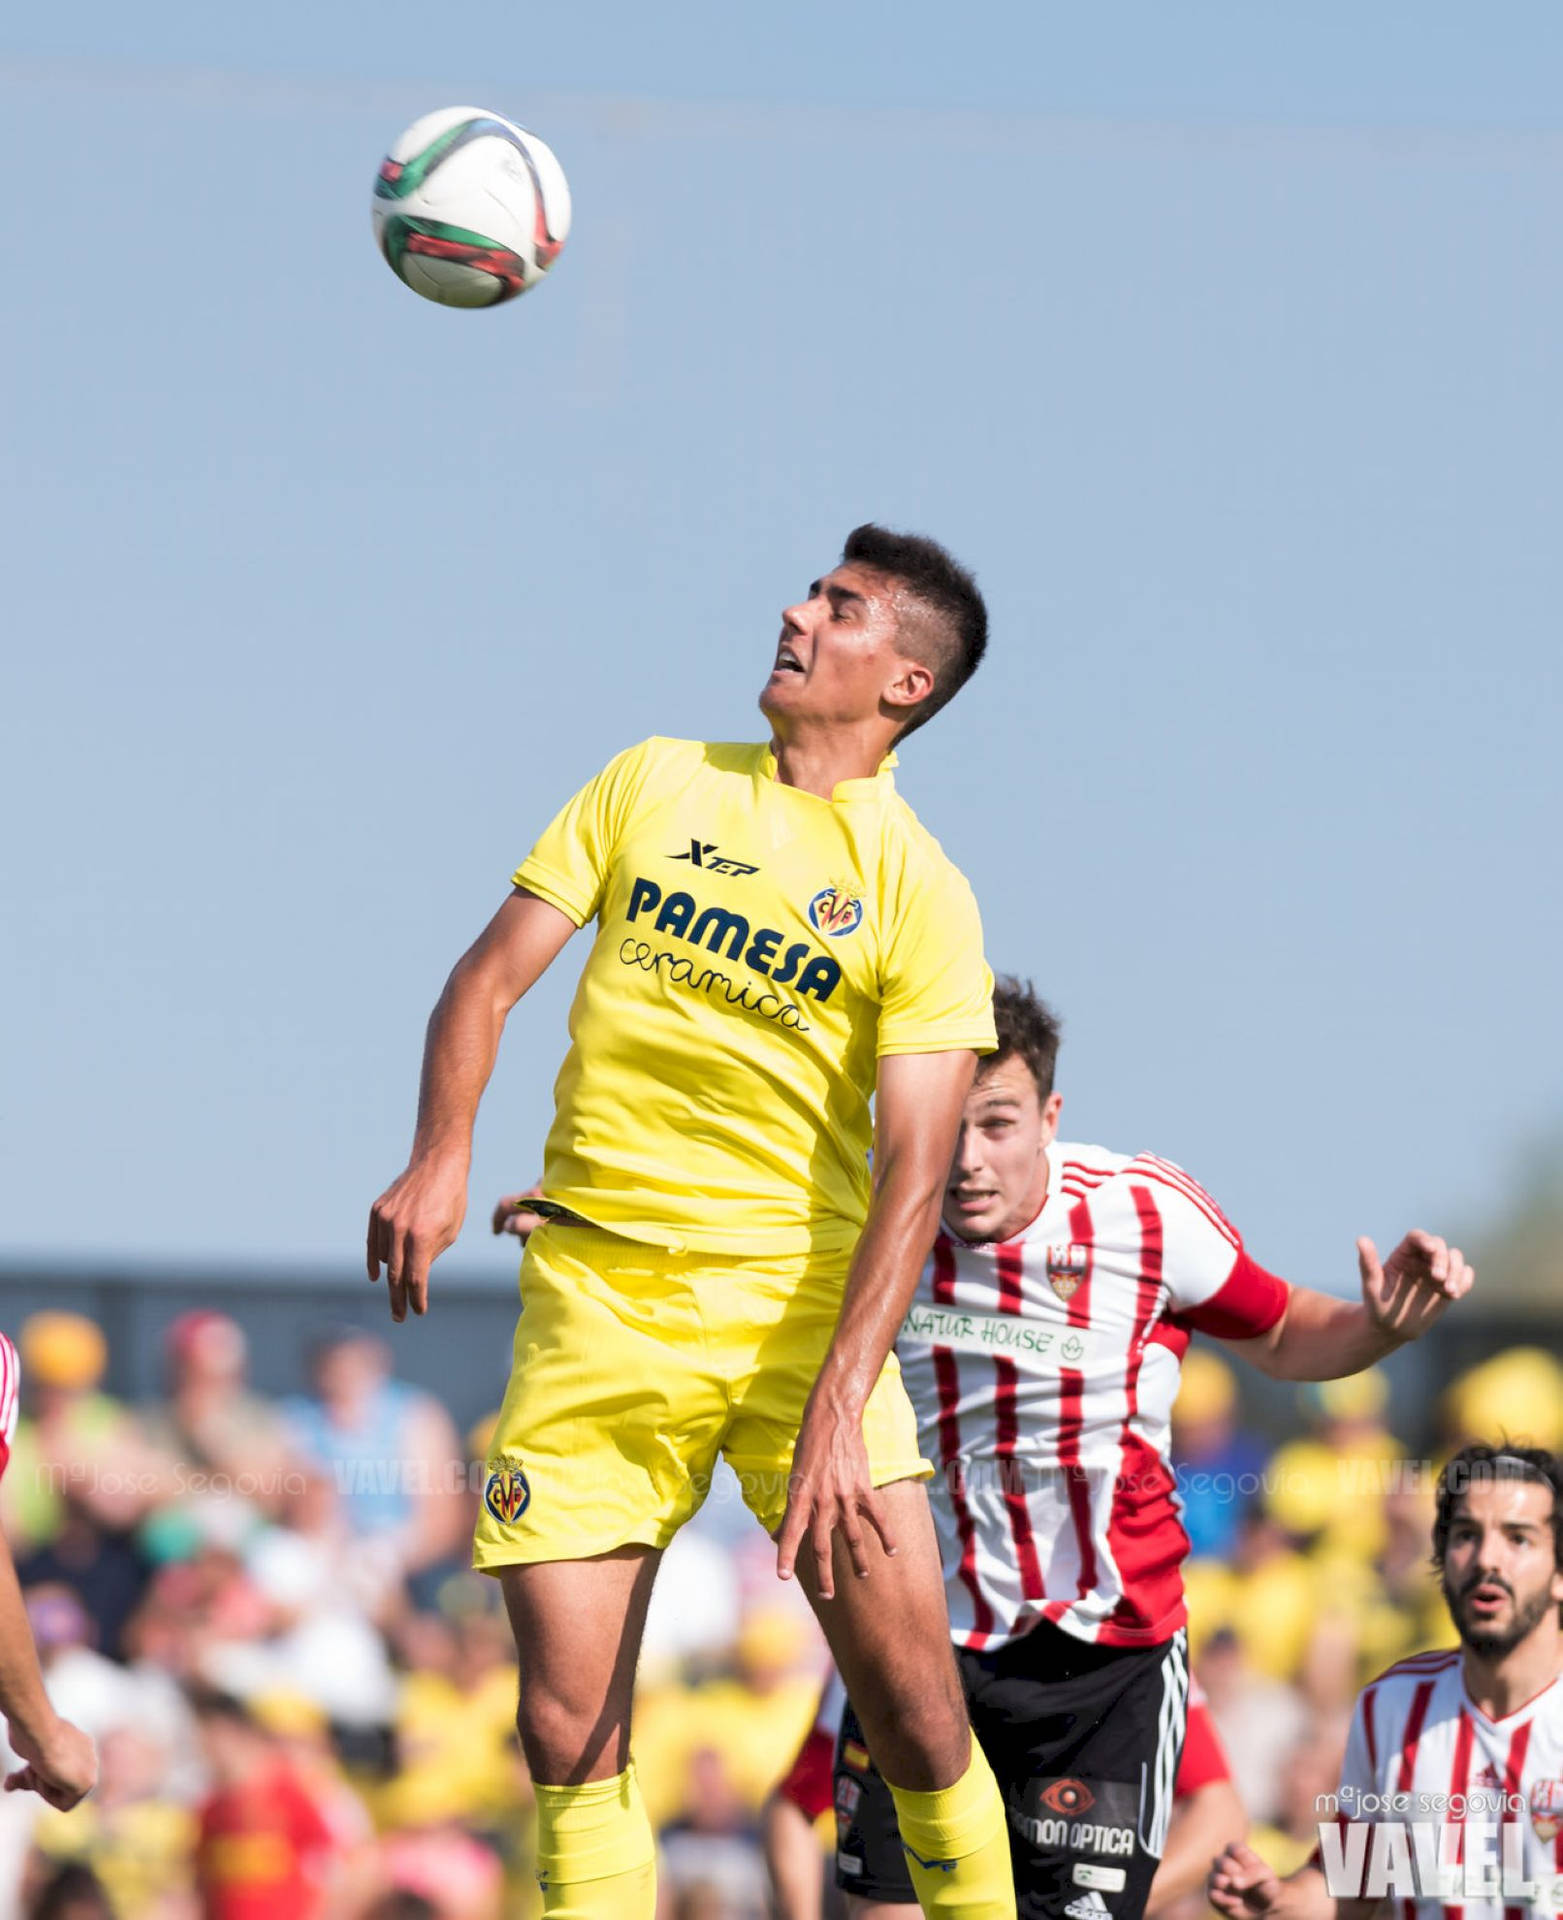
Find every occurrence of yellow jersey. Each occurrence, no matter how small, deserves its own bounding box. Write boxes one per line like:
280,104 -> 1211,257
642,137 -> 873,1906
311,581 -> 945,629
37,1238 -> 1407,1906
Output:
514,737 -> 995,1257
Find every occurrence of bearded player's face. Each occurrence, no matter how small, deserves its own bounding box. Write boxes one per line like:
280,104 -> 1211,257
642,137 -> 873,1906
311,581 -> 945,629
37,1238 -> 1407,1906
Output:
760,564 -> 930,731
1441,1479 -> 1563,1661
942,1054 -> 1062,1246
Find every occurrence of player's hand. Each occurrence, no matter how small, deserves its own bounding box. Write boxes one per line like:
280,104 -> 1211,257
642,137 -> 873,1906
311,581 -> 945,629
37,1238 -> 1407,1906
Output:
775,1392 -> 897,1600
492,1183 -> 546,1241
367,1154 -> 469,1322
5,1715 -> 98,1811
1208,1842 -> 1286,1918
1358,1229 -> 1473,1344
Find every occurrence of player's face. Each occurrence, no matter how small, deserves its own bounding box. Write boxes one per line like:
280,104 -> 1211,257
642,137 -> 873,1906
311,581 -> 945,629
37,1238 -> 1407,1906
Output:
1440,1480 -> 1563,1661
943,1053 -> 1062,1245
760,564 -> 933,732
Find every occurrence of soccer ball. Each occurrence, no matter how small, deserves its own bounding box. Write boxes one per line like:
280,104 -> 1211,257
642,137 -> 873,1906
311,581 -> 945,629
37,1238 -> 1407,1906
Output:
371,106 -> 572,309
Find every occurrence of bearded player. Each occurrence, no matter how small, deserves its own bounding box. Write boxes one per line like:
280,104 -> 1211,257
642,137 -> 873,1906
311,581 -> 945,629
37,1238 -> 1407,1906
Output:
828,979 -> 1472,1920
368,527 -> 1016,1920
1209,1443 -> 1563,1920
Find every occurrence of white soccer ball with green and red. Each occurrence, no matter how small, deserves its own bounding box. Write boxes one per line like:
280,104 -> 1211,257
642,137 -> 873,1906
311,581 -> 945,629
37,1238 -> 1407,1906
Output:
372,107 -> 571,309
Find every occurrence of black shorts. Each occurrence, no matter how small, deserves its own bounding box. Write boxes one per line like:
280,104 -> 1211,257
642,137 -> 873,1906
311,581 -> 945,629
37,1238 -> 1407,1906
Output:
833,1622 -> 1188,1920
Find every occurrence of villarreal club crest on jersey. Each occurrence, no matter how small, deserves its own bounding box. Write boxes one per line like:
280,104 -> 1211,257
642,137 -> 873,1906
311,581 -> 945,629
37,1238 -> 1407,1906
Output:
808,883 -> 865,939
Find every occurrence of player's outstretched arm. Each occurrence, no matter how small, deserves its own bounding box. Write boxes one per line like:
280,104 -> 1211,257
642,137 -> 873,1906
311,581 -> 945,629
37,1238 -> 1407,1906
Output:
0,1531 -> 96,1810
775,1048 -> 977,1597
1208,1846 -> 1336,1920
1225,1232 -> 1473,1381
367,888 -> 577,1322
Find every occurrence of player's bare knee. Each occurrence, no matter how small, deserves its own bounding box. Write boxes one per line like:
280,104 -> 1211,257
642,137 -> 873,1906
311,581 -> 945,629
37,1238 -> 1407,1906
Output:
514,1685 -> 629,1784
858,1692 -> 971,1791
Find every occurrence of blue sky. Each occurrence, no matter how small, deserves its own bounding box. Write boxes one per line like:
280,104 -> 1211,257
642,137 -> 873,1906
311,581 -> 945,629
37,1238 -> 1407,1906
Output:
3,5 -> 1560,1301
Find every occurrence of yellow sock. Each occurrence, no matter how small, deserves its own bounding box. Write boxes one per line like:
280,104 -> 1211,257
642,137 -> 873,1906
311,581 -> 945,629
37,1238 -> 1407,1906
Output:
533,1765 -> 657,1919
887,1743 -> 1015,1919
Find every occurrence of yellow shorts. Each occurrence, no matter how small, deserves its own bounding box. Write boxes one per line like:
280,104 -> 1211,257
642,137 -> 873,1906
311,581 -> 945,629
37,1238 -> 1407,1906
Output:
472,1222 -> 931,1569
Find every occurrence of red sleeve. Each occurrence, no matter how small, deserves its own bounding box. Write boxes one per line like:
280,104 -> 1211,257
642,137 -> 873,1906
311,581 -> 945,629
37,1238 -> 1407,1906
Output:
1175,1700 -> 1232,1796
775,1725 -> 836,1822
1173,1249 -> 1288,1340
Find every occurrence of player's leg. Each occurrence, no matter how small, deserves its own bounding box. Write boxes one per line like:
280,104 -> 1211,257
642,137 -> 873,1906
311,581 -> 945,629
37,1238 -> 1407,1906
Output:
965,1623 -> 1190,1920
497,1552 -> 662,1920
476,1224 -> 728,1920
797,1478 -> 1013,1918
724,1254 -> 1013,1919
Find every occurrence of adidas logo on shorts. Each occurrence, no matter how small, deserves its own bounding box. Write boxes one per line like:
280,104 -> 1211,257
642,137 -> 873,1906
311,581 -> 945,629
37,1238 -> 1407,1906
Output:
1064,1891 -> 1115,1920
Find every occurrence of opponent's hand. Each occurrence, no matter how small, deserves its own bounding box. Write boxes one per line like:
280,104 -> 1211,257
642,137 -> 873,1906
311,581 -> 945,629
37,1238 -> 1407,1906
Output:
367,1155 -> 469,1322
1208,1842 -> 1286,1918
5,1715 -> 98,1811
1358,1229 -> 1473,1344
492,1183 -> 546,1241
775,1392 -> 898,1601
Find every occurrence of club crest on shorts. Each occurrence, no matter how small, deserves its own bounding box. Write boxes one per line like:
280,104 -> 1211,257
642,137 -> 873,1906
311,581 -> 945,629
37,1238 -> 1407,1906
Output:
483,1454 -> 532,1526
808,884 -> 864,938
1046,1243 -> 1089,1301
1533,1779 -> 1563,1842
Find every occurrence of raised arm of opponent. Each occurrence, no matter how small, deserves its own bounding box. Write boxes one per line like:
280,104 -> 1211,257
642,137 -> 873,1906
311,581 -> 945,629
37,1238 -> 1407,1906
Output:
1221,1230 -> 1473,1381
367,888 -> 577,1322
774,1046 -> 977,1597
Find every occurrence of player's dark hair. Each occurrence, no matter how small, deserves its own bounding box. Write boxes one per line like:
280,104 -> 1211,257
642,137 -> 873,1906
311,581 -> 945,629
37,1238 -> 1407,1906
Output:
186,1684 -> 261,1730
982,976 -> 1062,1100
363,1897 -> 442,1920
842,523 -> 987,737
30,1864 -> 115,1920
1432,1443 -> 1563,1608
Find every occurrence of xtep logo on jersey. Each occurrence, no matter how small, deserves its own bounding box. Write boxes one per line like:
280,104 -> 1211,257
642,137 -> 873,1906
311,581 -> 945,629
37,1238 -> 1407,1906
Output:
668,839 -> 760,876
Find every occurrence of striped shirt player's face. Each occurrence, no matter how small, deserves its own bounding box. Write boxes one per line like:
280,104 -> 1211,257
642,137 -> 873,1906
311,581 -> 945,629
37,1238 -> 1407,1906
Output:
1440,1478 -> 1563,1659
943,1053 -> 1064,1247
760,563 -> 935,734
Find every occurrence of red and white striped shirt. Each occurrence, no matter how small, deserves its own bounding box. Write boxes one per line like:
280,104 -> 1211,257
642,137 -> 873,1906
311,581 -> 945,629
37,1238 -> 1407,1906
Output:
897,1141 -> 1288,1651
1332,1649 -> 1563,1920
0,1333 -> 18,1482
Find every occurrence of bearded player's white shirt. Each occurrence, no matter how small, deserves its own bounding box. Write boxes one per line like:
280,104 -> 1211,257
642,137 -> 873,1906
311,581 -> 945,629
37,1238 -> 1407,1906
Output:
896,1141 -> 1289,1651
1327,1649 -> 1563,1920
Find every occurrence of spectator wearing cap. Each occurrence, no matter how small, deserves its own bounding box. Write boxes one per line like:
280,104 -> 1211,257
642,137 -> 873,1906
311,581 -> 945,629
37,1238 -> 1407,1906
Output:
1264,1367 -> 1405,1564
139,1313 -> 296,1522
1441,1344 -> 1563,1453
281,1335 -> 466,1604
3,1316 -> 168,1555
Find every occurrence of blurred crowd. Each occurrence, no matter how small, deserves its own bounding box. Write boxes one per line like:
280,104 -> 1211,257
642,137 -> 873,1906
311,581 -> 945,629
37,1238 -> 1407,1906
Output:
2,1304 -> 1560,1920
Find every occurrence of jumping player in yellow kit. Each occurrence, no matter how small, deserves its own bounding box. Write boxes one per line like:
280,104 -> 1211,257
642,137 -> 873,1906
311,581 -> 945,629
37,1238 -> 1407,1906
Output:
367,525 -> 1016,1920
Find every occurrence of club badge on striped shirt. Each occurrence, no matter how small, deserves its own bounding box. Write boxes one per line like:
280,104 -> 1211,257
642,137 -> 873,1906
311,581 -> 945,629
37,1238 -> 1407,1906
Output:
1046,1243 -> 1089,1301
1533,1778 -> 1563,1842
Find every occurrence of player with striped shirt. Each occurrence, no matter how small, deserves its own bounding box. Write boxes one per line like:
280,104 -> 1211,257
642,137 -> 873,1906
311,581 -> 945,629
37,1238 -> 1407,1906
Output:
0,1331 -> 98,1809
831,979 -> 1473,1920
1209,1444 -> 1563,1920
